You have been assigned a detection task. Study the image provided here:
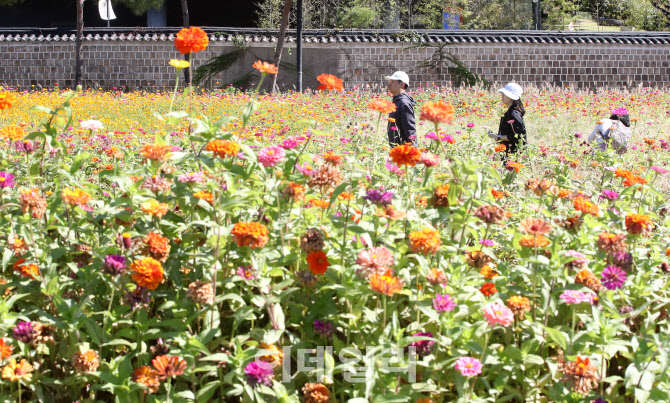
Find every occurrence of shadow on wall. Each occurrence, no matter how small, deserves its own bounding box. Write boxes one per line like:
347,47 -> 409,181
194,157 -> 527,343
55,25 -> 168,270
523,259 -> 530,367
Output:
199,45 -> 339,92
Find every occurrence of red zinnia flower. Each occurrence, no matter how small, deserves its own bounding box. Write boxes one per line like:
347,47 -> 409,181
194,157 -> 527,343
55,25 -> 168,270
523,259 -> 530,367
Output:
316,74 -> 343,92
306,251 -> 329,275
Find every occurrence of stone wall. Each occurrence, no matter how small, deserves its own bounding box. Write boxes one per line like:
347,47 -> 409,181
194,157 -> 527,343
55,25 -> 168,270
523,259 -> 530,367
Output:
338,43 -> 670,89
1,29 -> 670,90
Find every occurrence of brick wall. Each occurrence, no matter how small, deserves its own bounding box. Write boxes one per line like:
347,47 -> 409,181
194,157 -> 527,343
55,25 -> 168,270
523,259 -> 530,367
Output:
1,36 -> 669,90
338,43 -> 670,89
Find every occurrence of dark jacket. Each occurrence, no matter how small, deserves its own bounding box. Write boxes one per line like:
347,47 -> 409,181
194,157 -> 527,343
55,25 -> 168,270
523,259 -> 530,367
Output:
387,93 -> 417,147
498,105 -> 527,153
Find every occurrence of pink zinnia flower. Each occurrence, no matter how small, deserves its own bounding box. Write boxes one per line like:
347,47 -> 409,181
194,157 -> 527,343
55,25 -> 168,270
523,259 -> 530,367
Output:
455,356 -> 482,377
279,136 -> 300,150
355,246 -> 394,278
479,239 -> 495,247
482,302 -> 514,327
384,163 -> 405,177
177,171 -> 206,184
295,162 -> 316,176
433,294 -> 456,313
80,119 -> 104,132
560,290 -> 591,305
257,146 -> 285,168
651,166 -> 668,174
563,250 -> 588,266
419,152 -> 440,167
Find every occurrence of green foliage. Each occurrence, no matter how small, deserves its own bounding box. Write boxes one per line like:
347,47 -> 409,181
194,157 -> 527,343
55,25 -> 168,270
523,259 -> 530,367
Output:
413,42 -> 490,88
338,5 -> 377,28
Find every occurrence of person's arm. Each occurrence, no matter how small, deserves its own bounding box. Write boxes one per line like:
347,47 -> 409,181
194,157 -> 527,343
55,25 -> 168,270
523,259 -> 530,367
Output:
587,124 -> 600,143
398,103 -> 416,143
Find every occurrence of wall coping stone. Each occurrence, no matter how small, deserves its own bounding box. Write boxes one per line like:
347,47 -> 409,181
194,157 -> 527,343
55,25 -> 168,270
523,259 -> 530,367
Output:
2,27 -> 670,45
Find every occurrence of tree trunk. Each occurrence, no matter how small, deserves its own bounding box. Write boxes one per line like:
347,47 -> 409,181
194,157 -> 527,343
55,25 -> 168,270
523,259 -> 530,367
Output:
75,0 -> 84,87
269,0 -> 292,94
180,0 -> 191,84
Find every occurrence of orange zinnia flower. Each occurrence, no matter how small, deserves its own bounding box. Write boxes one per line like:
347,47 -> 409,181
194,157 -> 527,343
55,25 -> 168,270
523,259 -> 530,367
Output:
491,189 -> 505,199
141,200 -> 169,218
0,126 -> 25,141
193,191 -> 214,204
61,188 -> 92,207
0,339 -> 13,360
231,222 -> 269,249
206,139 -> 240,158
12,259 -> 39,279
573,197 -> 600,217
152,355 -> 187,380
389,144 -> 421,167
369,269 -> 403,296
316,74 -> 343,92
130,257 -> 164,290
306,250 -> 329,275
480,282 -> 497,296
1,359 -> 32,382
174,27 -> 209,54
252,60 -> 278,75
506,162 -> 525,172
0,91 -> 17,110
140,144 -> 172,162
494,144 -> 507,152
625,213 -> 653,236
623,175 -> 647,187
8,237 -> 28,257
519,218 -> 552,235
142,232 -> 171,262
368,98 -> 397,114
409,228 -> 442,255
557,189 -> 571,198
519,234 -> 550,248
322,152 -> 343,166
132,365 -> 160,394
283,182 -> 305,201
419,101 -> 455,124
480,265 -> 498,280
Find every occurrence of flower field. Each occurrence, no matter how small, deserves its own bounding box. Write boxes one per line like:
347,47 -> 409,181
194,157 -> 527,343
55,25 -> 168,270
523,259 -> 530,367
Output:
1,40 -> 670,403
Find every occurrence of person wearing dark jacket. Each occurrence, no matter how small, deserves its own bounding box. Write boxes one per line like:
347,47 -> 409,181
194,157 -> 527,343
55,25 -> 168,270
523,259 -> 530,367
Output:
488,83 -> 527,155
384,71 -> 417,147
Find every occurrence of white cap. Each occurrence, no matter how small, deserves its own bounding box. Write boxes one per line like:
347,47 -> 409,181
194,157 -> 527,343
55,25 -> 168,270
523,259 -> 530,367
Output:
384,71 -> 410,87
498,83 -> 523,100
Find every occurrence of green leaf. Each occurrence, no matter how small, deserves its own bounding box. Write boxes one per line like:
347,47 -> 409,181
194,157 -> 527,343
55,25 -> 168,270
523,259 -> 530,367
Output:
71,152 -> 92,174
543,325 -> 568,351
196,380 -> 220,403
242,100 -> 258,128
187,337 -> 211,356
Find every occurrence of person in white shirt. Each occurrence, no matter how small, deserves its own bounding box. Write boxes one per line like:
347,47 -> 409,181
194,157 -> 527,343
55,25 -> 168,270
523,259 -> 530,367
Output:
587,107 -> 631,153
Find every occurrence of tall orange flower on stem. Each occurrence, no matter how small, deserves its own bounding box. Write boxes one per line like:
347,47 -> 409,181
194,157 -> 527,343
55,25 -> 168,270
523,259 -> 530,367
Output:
420,100 -> 455,155
152,355 -> 187,380
389,144 -> 421,167
625,213 -> 653,236
253,60 -> 279,75
573,197 -> 600,217
368,98 -> 396,114
316,74 -> 344,92
0,339 -> 13,360
369,269 -> 403,296
206,139 -> 240,158
174,27 -> 209,54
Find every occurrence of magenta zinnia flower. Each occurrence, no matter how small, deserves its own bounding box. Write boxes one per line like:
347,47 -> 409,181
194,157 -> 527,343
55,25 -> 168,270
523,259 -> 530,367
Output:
257,145 -> 285,168
0,172 -> 16,188
482,303 -> 514,327
355,246 -> 394,278
103,254 -> 126,276
278,136 -> 300,150
409,332 -> 435,357
600,190 -> 619,201
611,107 -> 629,116
601,265 -> 627,290
12,321 -> 35,344
455,356 -> 482,377
433,294 -> 456,313
244,361 -> 274,388
363,189 -> 394,206
560,290 -> 592,305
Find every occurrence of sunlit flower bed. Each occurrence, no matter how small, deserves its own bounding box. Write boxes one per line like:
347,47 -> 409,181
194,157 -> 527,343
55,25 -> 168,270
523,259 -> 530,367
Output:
0,30 -> 669,403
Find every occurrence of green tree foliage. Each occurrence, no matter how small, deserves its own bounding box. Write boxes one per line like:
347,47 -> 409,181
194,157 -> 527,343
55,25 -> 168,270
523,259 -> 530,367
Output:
0,0 -> 26,6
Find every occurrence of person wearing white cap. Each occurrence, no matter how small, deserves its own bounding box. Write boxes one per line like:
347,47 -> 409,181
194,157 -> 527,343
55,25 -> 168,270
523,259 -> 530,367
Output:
488,82 -> 527,157
384,71 -> 417,147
